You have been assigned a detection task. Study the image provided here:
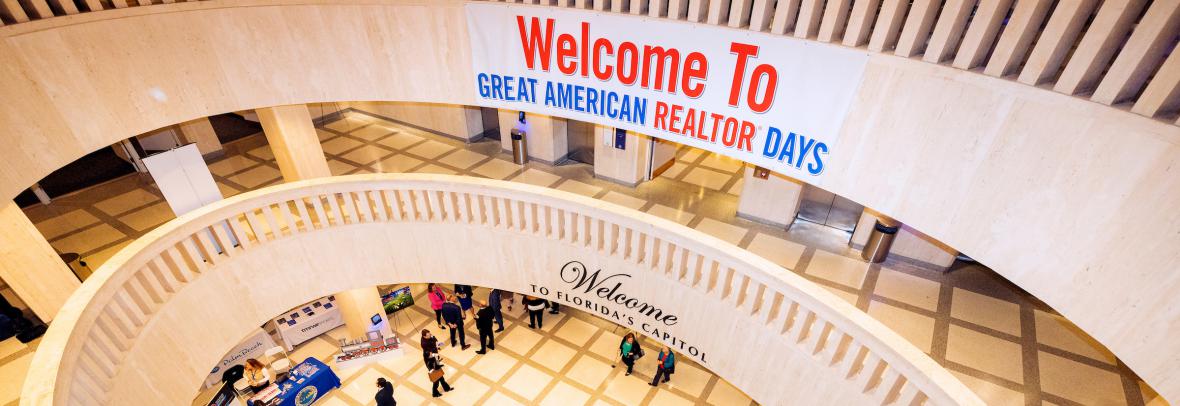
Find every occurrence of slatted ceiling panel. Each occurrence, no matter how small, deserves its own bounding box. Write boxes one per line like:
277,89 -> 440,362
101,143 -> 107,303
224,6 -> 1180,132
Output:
794,0 -> 824,38
706,0 -> 728,24
1053,0 -> 1147,94
1,0 -> 30,22
867,0 -> 910,52
923,0 -> 976,62
629,0 -> 646,14
648,0 -> 667,16
843,0 -> 883,46
951,0 -> 1015,69
1091,0 -> 1180,105
770,0 -> 802,34
728,0 -> 753,27
817,0 -> 853,42
687,0 -> 706,21
1017,0 -> 1099,85
748,0 -> 774,30
983,0 -> 1056,77
668,0 -> 689,18
894,0 -> 941,57
26,0 -> 53,18
51,0 -> 77,14
1132,49 -> 1180,117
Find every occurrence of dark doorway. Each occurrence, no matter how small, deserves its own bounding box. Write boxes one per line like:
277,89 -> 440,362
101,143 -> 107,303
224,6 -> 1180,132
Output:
209,113 -> 263,144
566,120 -> 596,165
479,107 -> 500,140
15,147 -> 137,207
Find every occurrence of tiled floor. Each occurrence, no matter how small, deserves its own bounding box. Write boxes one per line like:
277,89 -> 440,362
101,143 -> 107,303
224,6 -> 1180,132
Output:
287,284 -> 751,406
0,110 -> 1162,406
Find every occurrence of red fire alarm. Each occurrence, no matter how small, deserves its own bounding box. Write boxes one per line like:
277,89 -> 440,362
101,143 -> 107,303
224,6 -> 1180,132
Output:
753,166 -> 770,179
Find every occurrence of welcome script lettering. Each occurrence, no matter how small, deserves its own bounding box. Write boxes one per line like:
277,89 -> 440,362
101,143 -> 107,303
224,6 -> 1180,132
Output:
559,261 -> 678,326
531,260 -> 708,362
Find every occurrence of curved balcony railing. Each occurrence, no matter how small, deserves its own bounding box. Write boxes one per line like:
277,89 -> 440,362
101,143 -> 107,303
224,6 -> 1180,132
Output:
2,0 -> 1176,125
21,174 -> 985,405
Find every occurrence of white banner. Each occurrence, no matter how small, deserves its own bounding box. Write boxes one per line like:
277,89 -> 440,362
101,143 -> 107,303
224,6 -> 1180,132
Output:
274,296 -> 344,351
466,4 -> 869,179
204,328 -> 277,389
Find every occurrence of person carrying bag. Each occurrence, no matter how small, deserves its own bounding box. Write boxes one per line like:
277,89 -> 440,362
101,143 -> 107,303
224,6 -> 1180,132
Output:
424,351 -> 453,397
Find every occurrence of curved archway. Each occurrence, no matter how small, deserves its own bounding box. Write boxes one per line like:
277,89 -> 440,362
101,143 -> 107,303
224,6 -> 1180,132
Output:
21,174 -> 982,405
2,1 -> 1178,400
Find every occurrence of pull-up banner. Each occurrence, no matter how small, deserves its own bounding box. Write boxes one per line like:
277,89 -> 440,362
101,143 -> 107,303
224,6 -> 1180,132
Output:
466,4 -> 869,179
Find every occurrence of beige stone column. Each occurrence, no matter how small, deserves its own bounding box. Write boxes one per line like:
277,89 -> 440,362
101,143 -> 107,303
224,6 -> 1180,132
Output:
176,117 -> 224,158
0,202 -> 81,321
736,167 -> 805,228
498,111 -> 569,165
257,105 -> 331,182
335,288 -> 393,339
257,105 -> 389,337
593,126 -> 652,186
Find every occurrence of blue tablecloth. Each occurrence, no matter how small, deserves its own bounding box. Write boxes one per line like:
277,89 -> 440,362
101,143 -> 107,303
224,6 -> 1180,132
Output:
272,357 -> 340,406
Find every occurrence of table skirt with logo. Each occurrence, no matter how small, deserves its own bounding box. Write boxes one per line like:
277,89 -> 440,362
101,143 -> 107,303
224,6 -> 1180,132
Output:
272,357 -> 341,406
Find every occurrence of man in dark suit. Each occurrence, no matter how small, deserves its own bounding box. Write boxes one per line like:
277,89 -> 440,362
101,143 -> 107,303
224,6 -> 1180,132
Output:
440,296 -> 469,350
475,301 -> 496,354
488,289 -> 506,332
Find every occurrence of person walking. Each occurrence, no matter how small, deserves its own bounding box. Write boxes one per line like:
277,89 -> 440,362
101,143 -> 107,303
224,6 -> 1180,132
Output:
523,295 -> 547,329
649,346 -> 676,386
613,333 -> 642,376
474,301 -> 496,354
441,296 -> 470,350
375,377 -> 396,406
454,284 -> 475,319
548,299 -> 560,315
426,284 -> 448,330
420,329 -> 440,354
424,348 -> 453,397
488,289 -> 506,332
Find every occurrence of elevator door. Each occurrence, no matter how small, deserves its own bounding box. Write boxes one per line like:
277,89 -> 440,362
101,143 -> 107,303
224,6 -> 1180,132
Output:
566,120 -> 596,165
480,107 -> 500,140
796,185 -> 863,233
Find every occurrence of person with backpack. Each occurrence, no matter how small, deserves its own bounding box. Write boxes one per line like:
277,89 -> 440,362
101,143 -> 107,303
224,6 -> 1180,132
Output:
649,346 -> 676,386
523,295 -> 547,329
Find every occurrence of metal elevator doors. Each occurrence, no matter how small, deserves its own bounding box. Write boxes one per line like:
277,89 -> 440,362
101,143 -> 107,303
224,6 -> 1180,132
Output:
566,120 -> 596,165
796,184 -> 863,233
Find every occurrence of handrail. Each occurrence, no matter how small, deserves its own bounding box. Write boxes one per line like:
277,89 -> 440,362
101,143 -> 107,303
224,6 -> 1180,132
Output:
21,174 -> 985,405
2,0 -> 1176,125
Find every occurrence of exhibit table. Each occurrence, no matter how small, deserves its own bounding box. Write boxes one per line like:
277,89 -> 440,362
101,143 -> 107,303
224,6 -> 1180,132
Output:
333,346 -> 404,370
248,357 -> 340,406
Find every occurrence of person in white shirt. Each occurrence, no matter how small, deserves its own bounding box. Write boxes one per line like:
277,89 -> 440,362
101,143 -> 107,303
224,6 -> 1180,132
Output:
244,358 -> 273,393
